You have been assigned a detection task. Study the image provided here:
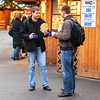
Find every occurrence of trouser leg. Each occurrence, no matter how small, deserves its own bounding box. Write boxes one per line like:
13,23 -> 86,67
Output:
14,46 -> 20,59
36,47 -> 48,87
27,52 -> 36,86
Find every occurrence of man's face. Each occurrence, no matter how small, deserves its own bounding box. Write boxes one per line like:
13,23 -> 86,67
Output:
61,10 -> 64,18
32,10 -> 40,19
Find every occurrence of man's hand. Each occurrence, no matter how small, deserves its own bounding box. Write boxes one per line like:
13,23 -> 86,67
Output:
51,32 -> 55,37
44,30 -> 48,35
29,33 -> 34,39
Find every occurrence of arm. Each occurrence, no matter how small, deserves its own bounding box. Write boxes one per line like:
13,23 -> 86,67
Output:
19,22 -> 30,40
53,21 -> 72,40
42,31 -> 48,37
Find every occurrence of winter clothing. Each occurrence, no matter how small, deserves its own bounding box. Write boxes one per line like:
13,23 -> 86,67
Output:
12,18 -> 23,48
22,16 -> 27,22
53,15 -> 77,95
19,16 -> 48,52
54,15 -> 76,51
19,16 -> 50,89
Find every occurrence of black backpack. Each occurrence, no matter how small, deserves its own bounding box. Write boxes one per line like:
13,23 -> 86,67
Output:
69,19 -> 85,47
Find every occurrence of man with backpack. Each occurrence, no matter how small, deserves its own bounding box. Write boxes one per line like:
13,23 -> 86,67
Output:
19,6 -> 51,91
52,5 -> 77,97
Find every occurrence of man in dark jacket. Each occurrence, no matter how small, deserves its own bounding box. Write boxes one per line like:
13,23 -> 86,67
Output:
52,5 -> 77,97
19,6 -> 51,91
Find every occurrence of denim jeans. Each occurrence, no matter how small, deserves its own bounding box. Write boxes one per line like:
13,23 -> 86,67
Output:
61,50 -> 77,94
27,47 -> 48,87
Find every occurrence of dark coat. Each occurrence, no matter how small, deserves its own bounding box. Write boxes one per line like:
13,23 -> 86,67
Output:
19,16 -> 48,52
12,18 -> 23,48
22,16 -> 27,22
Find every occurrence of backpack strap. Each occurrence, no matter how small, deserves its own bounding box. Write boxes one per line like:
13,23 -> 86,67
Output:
66,18 -> 75,29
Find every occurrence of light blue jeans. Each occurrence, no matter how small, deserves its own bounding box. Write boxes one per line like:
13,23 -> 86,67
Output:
27,47 -> 48,87
61,50 -> 77,94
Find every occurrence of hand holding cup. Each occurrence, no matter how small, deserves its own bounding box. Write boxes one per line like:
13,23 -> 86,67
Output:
29,33 -> 38,39
29,33 -> 34,39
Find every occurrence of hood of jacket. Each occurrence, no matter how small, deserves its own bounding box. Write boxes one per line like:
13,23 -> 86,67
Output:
28,16 -> 45,24
63,15 -> 73,21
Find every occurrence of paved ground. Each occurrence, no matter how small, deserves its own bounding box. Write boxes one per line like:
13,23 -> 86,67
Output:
0,30 -> 100,100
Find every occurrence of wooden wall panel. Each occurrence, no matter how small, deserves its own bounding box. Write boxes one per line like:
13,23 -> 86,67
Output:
45,37 -> 57,64
77,0 -> 100,79
40,0 -> 100,79
45,0 -> 57,64
5,10 -> 11,25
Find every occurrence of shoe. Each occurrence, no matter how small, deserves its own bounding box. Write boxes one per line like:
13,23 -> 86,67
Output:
20,57 -> 25,59
29,86 -> 35,91
25,53 -> 27,56
61,88 -> 75,93
58,92 -> 73,97
13,58 -> 20,60
61,88 -> 64,91
43,86 -> 51,91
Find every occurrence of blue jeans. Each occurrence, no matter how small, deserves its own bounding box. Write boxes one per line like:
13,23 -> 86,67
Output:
61,50 -> 77,94
27,47 -> 48,87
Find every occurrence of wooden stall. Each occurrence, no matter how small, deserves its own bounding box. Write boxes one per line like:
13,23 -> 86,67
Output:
14,0 -> 36,2
0,4 -> 24,29
39,0 -> 58,64
0,0 -> 99,79
0,0 -> 37,29
77,0 -> 100,79
0,11 -> 5,29
40,0 -> 100,79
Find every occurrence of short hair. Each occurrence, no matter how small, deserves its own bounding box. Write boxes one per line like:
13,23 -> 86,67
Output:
13,13 -> 17,19
61,5 -> 70,14
13,12 -> 21,19
32,6 -> 40,13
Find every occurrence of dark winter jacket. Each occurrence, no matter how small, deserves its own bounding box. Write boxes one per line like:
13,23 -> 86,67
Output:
22,16 -> 27,22
12,18 -> 23,48
54,15 -> 76,51
19,16 -> 48,52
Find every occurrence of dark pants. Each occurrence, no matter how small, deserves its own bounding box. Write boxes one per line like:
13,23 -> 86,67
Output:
14,46 -> 20,59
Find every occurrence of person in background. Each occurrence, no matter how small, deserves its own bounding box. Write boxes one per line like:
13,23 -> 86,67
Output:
21,13 -> 28,57
11,48 -> 24,59
19,6 -> 51,91
12,12 -> 24,60
52,5 -> 77,97
22,13 -> 27,22
10,13 -> 24,60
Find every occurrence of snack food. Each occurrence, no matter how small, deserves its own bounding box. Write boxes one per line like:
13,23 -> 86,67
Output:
40,23 -> 49,32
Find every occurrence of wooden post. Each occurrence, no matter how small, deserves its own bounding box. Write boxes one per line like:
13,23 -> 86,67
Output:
5,10 -> 11,25
45,0 -> 58,64
46,0 -> 52,31
5,10 -> 12,29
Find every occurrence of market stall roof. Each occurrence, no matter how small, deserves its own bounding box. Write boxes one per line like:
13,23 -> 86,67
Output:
0,0 -> 35,10
13,0 -> 37,5
0,0 -> 4,5
13,0 -> 37,2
